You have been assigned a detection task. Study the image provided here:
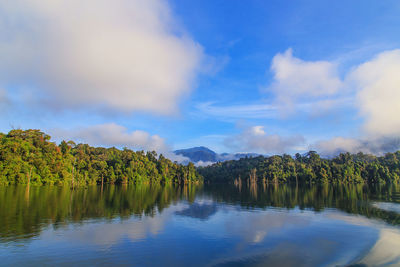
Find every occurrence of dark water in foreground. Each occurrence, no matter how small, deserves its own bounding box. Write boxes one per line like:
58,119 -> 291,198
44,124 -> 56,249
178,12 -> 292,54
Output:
0,184 -> 400,267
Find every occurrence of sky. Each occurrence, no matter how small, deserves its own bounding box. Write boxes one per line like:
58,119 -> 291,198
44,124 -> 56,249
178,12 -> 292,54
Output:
1,0 -> 400,157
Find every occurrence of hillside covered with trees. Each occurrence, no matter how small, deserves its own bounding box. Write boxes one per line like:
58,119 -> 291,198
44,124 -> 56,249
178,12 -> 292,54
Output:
2,129 -> 400,186
198,151 -> 400,184
0,129 -> 202,186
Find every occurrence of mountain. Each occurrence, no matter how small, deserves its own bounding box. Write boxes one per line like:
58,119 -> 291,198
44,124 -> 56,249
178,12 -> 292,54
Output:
174,147 -> 260,165
174,146 -> 217,163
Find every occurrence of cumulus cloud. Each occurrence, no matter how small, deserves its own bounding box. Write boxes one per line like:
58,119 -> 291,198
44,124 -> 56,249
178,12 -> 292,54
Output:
225,126 -> 305,155
349,49 -> 400,137
269,48 -> 342,114
195,49 -> 400,156
313,49 -> 400,157
257,48 -> 400,156
52,123 -> 168,152
313,136 -> 400,157
51,123 -> 191,162
314,137 -> 364,156
0,0 -> 203,114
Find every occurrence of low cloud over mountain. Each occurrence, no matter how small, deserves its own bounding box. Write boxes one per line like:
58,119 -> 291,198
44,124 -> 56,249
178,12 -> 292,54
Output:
174,146 -> 259,166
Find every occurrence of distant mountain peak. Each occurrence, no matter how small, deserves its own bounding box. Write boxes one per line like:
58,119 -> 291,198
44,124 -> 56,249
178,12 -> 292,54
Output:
175,146 -> 215,153
174,146 -> 260,165
174,147 -> 217,163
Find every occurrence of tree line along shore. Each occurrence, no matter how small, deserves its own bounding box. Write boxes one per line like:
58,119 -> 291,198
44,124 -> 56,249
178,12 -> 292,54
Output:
0,130 -> 201,186
1,129 -> 400,186
199,150 -> 400,184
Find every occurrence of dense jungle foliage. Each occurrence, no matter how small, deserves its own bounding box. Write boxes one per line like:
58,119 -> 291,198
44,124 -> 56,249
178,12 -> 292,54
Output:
199,151 -> 400,184
0,129 -> 202,185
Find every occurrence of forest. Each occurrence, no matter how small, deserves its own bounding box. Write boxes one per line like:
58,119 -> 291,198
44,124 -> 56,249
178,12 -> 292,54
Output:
199,151 -> 400,184
1,129 -> 400,186
0,129 -> 202,185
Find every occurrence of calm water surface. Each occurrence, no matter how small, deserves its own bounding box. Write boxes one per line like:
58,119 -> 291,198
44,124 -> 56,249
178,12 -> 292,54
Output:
0,184 -> 400,266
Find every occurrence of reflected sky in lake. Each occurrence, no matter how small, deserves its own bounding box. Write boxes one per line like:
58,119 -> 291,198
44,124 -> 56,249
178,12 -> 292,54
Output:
0,184 -> 399,266
372,202 -> 400,214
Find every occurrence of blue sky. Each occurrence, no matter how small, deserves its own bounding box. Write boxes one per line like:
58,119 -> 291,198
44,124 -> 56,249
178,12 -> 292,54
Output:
1,0 -> 400,157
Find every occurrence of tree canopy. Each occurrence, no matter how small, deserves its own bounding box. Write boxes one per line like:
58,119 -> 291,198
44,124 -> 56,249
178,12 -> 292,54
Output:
199,151 -> 400,184
0,129 -> 202,186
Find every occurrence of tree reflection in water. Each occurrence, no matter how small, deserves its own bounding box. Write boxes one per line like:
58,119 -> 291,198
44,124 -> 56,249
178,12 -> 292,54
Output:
0,183 -> 399,243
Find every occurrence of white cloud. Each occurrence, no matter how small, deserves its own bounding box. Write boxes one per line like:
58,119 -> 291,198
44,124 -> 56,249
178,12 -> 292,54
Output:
51,123 -> 191,162
312,49 -> 400,157
0,0 -> 203,115
314,137 -> 367,157
313,136 -> 400,157
225,126 -> 305,155
196,49 -> 400,156
259,48 -> 400,156
165,152 -> 191,164
195,160 -> 215,167
52,123 -> 167,152
349,49 -> 400,137
269,48 -> 342,114
194,102 -> 277,121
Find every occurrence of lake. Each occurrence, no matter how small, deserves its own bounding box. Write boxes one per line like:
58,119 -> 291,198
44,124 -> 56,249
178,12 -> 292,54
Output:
0,184 -> 399,266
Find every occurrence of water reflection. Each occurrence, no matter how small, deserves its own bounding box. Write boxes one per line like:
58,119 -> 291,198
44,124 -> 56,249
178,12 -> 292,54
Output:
0,183 -> 399,266
372,202 -> 400,213
204,183 -> 400,225
358,228 -> 400,266
175,203 -> 218,220
0,184 -> 201,244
